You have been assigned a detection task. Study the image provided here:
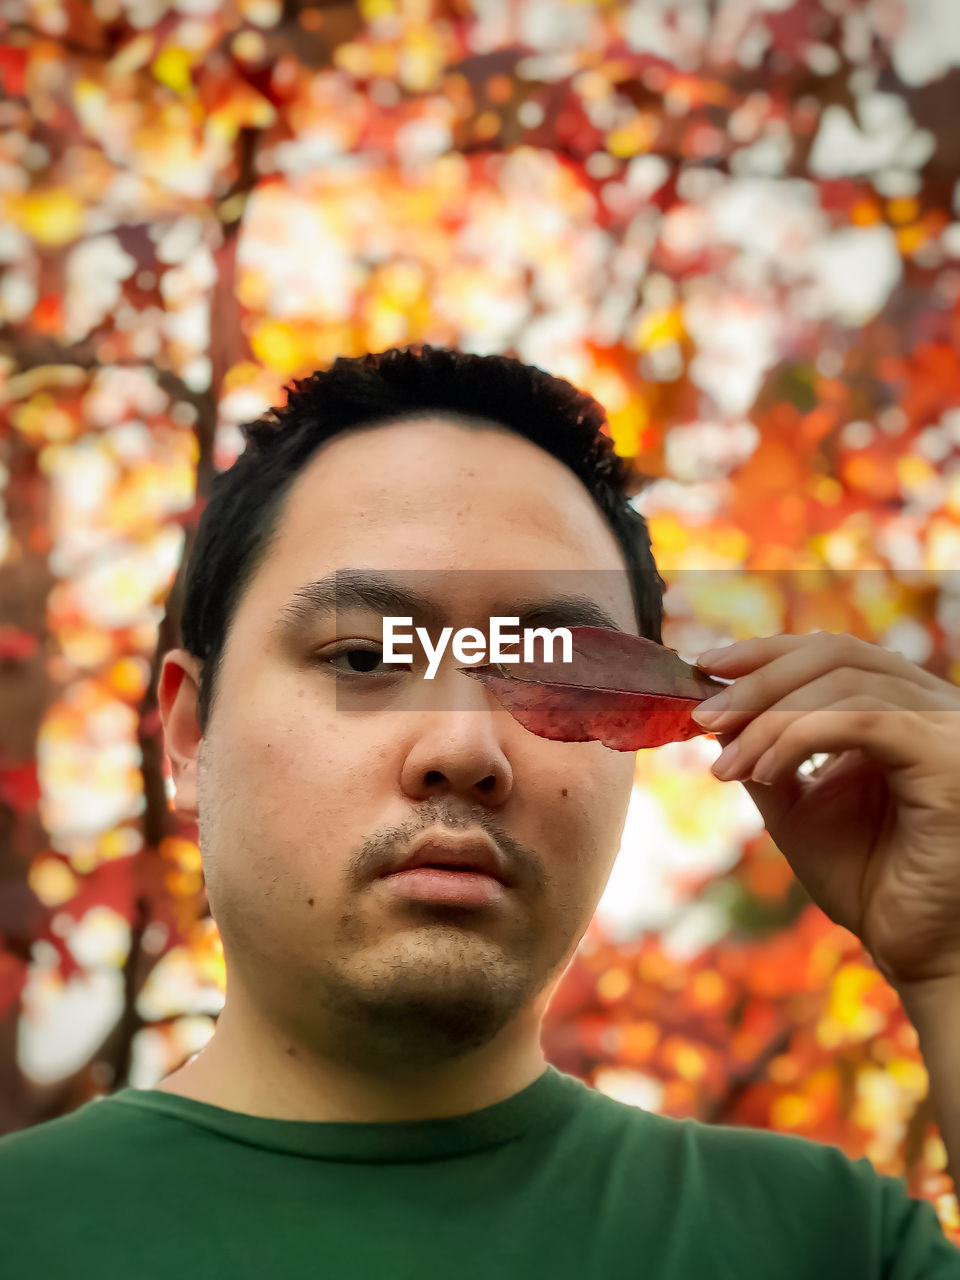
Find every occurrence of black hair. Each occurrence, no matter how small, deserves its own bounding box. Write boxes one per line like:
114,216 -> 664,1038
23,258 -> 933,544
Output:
180,343 -> 666,732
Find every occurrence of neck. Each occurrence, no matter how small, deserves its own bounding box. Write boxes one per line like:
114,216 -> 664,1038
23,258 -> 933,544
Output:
152,989 -> 549,1123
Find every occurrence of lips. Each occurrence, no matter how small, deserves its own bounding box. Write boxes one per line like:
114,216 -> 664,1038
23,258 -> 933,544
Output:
379,832 -> 510,886
381,866 -> 506,907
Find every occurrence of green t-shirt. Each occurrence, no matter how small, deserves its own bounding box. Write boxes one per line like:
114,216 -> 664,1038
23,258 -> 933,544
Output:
1,1063 -> 958,1278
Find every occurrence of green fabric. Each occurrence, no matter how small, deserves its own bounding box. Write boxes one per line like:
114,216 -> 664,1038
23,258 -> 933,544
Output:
1,1062 -> 957,1277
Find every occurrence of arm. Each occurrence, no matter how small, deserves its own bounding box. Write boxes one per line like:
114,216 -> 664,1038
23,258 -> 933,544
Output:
894,971 -> 960,1189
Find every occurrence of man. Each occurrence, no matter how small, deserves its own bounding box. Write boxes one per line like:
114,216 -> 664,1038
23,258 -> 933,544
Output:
1,344 -> 958,1277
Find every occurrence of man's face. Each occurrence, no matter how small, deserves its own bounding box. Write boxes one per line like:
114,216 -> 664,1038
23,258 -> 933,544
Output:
162,417 -> 639,1074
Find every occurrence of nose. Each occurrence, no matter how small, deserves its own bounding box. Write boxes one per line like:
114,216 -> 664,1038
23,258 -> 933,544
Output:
399,666 -> 514,806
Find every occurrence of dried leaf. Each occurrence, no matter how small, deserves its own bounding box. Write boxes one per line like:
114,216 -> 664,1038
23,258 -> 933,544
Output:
458,625 -> 727,750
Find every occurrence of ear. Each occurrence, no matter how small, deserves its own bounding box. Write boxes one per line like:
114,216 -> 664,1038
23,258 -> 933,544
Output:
158,648 -> 203,818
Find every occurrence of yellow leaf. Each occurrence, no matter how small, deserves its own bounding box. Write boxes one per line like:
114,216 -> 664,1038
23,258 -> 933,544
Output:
10,189 -> 85,248
771,1093 -> 813,1129
153,46 -> 193,95
250,318 -> 312,375
29,858 -> 78,908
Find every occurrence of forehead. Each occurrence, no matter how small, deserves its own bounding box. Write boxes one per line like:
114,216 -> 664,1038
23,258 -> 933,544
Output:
244,417 -> 637,628
282,419 -> 625,559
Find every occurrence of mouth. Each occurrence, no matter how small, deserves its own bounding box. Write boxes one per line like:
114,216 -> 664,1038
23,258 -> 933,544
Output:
378,865 -> 508,906
379,831 -> 511,887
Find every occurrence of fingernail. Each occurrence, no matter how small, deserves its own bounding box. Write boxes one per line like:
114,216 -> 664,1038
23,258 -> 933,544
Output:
696,648 -> 730,667
691,690 -> 731,725
712,741 -> 739,778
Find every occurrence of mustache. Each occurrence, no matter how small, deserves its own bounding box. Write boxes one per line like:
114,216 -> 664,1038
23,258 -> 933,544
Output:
360,800 -> 527,877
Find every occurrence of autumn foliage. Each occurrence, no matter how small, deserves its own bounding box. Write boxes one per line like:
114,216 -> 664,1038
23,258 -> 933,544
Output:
1,0 -> 958,1246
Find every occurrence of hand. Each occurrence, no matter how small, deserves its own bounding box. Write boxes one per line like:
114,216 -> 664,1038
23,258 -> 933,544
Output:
690,631 -> 960,990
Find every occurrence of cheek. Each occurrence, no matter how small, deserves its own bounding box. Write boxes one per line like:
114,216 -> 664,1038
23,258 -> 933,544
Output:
207,705 -> 355,856
554,752 -> 634,862
225,690 -> 342,781
550,746 -> 633,816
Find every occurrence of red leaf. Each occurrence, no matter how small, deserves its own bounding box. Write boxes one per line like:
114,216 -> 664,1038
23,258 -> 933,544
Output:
0,627 -> 38,662
459,625 -> 726,751
0,951 -> 28,1017
58,858 -> 136,925
0,760 -> 41,814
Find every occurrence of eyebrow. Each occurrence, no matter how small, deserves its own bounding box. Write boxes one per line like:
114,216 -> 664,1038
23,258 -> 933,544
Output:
273,568 -> 625,637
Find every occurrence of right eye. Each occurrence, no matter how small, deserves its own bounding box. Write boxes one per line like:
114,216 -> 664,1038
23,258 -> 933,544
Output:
314,644 -> 412,681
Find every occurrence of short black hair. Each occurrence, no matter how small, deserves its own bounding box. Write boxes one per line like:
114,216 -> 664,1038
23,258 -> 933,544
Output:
181,344 -> 666,733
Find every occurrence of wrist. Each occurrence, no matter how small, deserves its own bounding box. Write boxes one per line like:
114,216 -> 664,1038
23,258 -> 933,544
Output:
891,967 -> 960,1023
